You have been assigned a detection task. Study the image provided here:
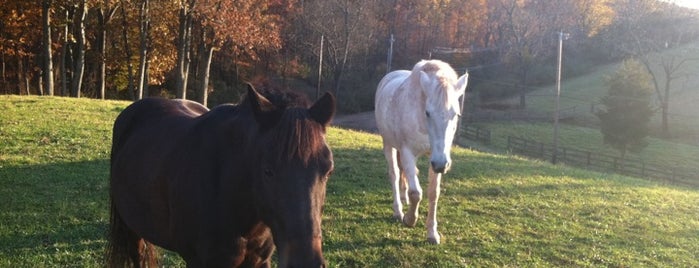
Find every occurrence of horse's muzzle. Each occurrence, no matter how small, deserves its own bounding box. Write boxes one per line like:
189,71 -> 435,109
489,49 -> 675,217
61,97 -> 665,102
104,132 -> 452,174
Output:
431,160 -> 451,174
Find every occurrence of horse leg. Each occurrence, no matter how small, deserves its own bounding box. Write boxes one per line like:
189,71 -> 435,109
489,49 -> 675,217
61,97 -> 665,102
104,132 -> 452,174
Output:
426,167 -> 442,244
397,152 -> 409,206
383,145 -> 404,221
400,150 -> 421,227
107,201 -> 148,268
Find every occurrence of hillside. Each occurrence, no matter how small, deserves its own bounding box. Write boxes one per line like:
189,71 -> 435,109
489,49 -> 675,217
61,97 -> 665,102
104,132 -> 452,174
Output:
502,41 -> 699,143
1,96 -> 698,267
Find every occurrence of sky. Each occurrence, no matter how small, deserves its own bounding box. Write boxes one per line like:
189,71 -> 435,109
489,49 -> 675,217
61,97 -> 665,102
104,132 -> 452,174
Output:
673,0 -> 699,9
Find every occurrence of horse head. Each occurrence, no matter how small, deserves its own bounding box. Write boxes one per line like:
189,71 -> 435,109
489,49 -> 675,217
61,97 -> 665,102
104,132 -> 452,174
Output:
419,65 -> 468,173
246,84 -> 335,267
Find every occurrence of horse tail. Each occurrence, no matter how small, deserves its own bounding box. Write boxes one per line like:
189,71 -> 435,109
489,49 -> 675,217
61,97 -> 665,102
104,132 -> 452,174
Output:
106,199 -> 159,268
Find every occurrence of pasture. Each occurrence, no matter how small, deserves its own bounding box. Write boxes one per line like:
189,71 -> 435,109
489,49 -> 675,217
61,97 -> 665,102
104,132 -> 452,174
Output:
1,95 -> 698,267
500,41 -> 699,143
468,122 -> 699,170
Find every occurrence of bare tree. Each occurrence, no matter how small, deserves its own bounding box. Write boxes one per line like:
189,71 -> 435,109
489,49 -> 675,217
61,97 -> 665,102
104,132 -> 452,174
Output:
96,0 -> 119,99
298,0 -> 377,99
613,0 -> 699,136
70,0 -> 87,98
175,0 -> 194,99
136,0 -> 149,99
41,0 -> 54,96
119,0 -> 135,99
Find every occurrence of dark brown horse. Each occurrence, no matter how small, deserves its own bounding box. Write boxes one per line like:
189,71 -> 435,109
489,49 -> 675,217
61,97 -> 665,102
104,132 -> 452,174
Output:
107,83 -> 335,268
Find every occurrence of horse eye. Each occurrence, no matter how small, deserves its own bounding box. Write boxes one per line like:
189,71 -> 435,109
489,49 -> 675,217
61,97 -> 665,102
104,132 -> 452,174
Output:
263,168 -> 274,177
425,111 -> 430,118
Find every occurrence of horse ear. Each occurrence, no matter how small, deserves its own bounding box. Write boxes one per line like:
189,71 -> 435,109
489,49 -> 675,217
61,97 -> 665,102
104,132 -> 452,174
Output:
309,92 -> 336,127
246,83 -> 276,118
455,72 -> 469,96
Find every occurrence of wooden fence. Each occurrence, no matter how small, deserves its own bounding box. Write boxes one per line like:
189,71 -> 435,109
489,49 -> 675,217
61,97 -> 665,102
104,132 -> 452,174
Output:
465,106 -> 578,122
506,136 -> 699,187
460,125 -> 491,144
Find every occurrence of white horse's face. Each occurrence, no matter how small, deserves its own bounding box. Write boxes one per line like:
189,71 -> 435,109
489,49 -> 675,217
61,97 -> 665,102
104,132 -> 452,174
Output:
421,72 -> 468,173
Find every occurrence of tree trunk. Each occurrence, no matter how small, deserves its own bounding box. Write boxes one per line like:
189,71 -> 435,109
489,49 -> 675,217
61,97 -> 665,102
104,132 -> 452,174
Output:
42,0 -> 55,96
197,45 -> 214,106
97,9 -> 107,99
136,0 -> 150,100
16,49 -> 23,95
518,61 -> 529,109
71,1 -> 87,98
175,1 -> 194,99
1,52 -> 6,88
60,9 -> 70,97
662,78 -> 671,137
96,1 -> 117,100
120,1 -> 135,100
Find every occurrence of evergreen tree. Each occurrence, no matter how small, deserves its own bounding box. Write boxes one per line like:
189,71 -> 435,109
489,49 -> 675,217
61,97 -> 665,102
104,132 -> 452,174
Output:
597,58 -> 655,160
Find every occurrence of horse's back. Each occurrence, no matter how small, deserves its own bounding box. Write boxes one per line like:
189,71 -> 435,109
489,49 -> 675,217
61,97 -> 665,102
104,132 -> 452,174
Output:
375,70 -> 421,142
110,98 -> 209,248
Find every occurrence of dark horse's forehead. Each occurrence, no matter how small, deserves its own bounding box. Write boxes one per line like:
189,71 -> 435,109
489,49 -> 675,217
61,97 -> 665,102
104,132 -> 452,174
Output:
267,108 -> 329,166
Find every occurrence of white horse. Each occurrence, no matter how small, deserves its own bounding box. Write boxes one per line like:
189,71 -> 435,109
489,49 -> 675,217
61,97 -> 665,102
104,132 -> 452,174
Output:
375,59 -> 468,244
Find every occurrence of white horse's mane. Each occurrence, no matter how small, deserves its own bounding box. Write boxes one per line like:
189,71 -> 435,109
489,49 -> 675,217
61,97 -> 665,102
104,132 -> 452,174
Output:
409,60 -> 460,106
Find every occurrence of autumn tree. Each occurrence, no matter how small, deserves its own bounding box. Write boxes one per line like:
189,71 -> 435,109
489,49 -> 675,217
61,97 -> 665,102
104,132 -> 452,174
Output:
187,0 -> 287,106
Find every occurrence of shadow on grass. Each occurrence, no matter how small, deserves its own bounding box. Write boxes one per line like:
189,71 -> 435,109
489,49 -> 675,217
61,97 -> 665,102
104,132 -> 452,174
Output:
0,160 -> 110,265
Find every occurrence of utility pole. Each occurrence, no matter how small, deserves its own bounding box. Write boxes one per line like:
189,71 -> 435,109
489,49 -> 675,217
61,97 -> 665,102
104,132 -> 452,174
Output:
387,34 -> 394,73
316,35 -> 324,100
552,31 -> 569,164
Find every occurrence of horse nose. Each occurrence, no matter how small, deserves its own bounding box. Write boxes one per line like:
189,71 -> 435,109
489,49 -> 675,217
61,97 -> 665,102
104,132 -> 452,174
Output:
431,160 -> 450,173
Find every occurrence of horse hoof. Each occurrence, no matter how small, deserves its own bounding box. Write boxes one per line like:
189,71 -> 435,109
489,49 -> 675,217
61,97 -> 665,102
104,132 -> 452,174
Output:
402,214 -> 417,227
393,214 -> 403,222
427,236 -> 441,245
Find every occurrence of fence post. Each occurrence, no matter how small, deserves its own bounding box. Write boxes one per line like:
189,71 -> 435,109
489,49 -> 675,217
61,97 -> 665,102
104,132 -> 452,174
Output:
507,136 -> 511,151
586,152 -> 591,166
539,142 -> 544,158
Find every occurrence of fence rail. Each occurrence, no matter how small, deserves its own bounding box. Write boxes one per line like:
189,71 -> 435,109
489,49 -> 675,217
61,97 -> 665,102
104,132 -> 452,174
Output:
465,106 -> 578,122
505,136 -> 699,187
461,125 -> 491,144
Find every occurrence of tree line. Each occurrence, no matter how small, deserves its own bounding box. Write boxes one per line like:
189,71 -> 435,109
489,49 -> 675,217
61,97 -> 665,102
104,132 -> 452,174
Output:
1,0 -> 698,112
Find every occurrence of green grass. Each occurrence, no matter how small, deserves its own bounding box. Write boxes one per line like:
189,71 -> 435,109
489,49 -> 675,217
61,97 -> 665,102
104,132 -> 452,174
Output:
2,95 -> 699,267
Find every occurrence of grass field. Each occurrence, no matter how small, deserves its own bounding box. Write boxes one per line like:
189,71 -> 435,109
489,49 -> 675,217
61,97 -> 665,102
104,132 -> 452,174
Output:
467,121 -> 699,169
1,95 -> 698,267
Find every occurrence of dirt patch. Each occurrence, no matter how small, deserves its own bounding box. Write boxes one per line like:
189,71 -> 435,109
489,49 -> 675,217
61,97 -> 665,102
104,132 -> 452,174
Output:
331,111 -> 377,133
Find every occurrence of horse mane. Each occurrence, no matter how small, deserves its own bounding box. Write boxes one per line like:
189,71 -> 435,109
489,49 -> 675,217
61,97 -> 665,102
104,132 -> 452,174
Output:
246,81 -> 326,166
411,60 -> 459,106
